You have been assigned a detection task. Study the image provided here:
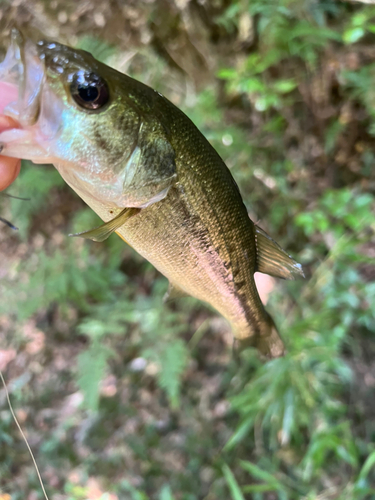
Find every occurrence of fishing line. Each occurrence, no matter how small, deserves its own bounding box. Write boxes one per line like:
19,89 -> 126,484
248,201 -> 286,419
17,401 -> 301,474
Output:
0,217 -> 18,230
0,193 -> 30,201
0,192 -> 30,230
0,370 -> 50,500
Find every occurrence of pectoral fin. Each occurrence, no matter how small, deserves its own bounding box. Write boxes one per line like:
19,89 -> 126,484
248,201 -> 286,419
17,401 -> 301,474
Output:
70,207 -> 140,242
254,225 -> 304,280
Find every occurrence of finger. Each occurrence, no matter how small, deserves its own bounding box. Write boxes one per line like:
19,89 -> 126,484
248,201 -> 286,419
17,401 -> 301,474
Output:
0,115 -> 22,190
0,156 -> 21,191
0,115 -> 20,130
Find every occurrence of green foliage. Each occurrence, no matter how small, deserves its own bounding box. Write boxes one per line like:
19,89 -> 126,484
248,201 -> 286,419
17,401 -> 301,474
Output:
75,36 -> 116,63
223,455 -> 375,500
217,0 -> 343,113
221,184 -> 374,498
142,338 -> 188,410
342,62 -> 375,136
296,188 -> 375,334
76,291 -> 192,410
159,484 -> 176,500
6,161 -> 64,238
222,464 -> 245,500
77,341 -> 114,411
116,481 -> 149,500
0,239 -> 126,321
206,2 -> 375,498
342,7 -> 375,44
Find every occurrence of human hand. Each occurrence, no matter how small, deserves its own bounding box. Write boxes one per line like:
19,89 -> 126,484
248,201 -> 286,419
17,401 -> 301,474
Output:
0,116 -> 21,191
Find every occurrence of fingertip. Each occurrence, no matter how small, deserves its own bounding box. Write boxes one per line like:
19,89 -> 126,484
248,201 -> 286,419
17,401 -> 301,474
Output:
0,156 -> 21,191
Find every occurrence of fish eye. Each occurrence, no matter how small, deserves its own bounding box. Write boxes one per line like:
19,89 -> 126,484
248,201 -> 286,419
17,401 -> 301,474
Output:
70,72 -> 109,110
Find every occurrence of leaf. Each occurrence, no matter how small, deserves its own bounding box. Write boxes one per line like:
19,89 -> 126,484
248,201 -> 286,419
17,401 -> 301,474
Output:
273,79 -> 297,94
217,68 -> 238,80
239,460 -> 285,490
224,418 -> 255,451
358,450 -> 375,481
144,339 -> 188,409
325,120 -> 345,154
343,28 -> 365,44
120,480 -> 149,500
159,485 -> 175,500
281,388 -> 295,445
222,464 -> 245,500
77,341 -> 114,411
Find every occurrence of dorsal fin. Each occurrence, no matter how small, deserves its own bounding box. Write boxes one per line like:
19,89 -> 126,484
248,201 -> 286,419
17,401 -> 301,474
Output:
254,225 -> 304,280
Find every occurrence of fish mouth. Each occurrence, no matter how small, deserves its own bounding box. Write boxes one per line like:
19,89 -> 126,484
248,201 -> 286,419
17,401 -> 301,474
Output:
0,28 -> 45,124
0,28 -> 48,161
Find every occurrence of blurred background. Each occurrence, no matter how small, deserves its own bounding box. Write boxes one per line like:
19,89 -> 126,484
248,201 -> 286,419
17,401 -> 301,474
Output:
0,0 -> 375,499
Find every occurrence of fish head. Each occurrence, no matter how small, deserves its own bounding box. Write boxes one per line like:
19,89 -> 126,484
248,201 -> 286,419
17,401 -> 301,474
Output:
0,29 -> 174,208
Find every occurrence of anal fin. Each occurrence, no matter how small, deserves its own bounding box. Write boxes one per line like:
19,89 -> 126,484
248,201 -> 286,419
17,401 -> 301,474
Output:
69,207 -> 140,242
163,282 -> 189,303
254,225 -> 304,280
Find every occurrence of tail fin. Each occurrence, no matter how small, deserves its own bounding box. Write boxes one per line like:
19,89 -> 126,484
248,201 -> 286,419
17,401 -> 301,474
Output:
236,313 -> 285,358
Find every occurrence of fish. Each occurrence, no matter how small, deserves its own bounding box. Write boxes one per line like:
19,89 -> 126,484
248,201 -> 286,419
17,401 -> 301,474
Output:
0,28 -> 304,358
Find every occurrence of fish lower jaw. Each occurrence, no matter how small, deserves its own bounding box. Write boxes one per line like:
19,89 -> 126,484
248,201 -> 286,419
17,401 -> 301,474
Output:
55,160 -> 174,210
53,162 -> 125,210
0,127 -> 51,162
53,163 -> 126,222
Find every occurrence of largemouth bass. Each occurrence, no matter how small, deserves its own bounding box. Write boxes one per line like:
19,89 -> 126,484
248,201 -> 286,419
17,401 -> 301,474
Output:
0,29 -> 303,357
